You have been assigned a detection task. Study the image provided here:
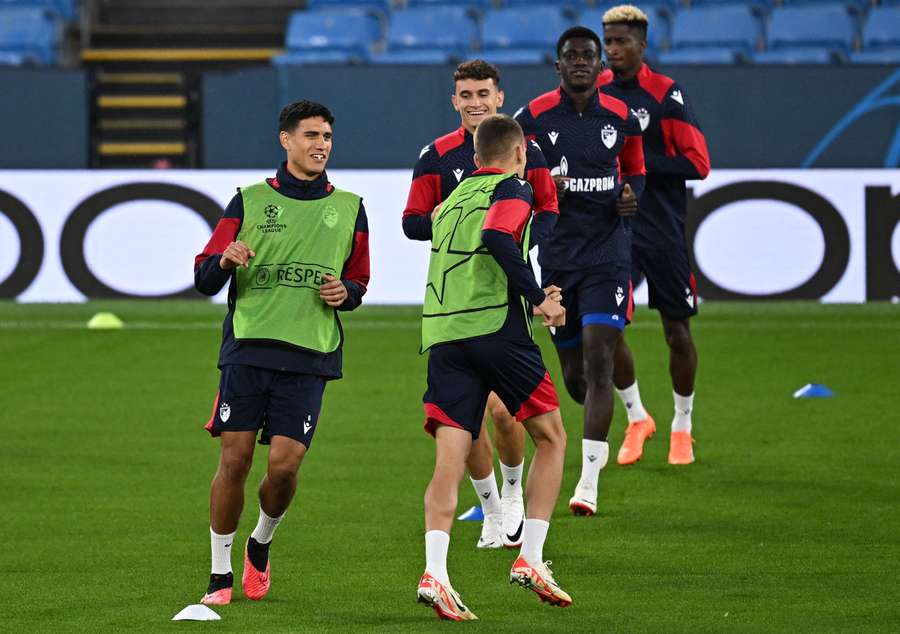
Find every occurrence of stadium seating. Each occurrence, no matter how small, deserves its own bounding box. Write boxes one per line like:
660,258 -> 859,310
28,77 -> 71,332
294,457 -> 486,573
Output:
579,7 -> 670,51
306,0 -> 391,13
0,0 -> 76,21
481,6 -> 572,60
860,7 -> 900,51
669,6 -> 762,53
763,4 -> 857,59
752,46 -> 839,63
368,49 -> 453,64
658,46 -> 741,64
406,0 -> 491,8
272,50 -> 357,66
0,7 -> 60,65
382,7 -> 476,57
278,9 -> 378,60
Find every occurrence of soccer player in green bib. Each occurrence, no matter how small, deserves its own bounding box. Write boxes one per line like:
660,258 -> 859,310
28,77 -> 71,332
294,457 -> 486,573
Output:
193,101 -> 370,605
415,115 -> 572,620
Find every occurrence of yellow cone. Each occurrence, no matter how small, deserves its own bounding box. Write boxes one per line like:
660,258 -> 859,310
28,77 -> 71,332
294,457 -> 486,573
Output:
87,312 -> 124,330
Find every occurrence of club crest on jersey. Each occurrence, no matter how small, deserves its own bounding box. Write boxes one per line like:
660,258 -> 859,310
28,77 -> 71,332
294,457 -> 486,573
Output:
615,286 -> 625,306
323,205 -> 338,228
632,108 -> 650,131
453,168 -> 464,182
219,402 -> 231,422
601,124 -> 617,149
671,90 -> 684,105
548,131 -> 559,145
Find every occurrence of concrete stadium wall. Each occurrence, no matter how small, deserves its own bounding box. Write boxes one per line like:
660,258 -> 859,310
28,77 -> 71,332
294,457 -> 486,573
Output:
202,65 -> 900,170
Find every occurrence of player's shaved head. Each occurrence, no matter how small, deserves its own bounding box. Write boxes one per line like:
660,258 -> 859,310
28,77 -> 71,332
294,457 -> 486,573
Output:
474,114 -> 524,166
602,4 -> 649,42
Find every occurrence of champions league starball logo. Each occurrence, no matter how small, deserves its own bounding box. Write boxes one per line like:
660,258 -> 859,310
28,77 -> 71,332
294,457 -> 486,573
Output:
264,204 -> 283,222
258,204 -> 287,233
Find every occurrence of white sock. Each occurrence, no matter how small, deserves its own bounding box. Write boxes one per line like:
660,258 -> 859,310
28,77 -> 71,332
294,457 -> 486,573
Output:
519,518 -> 549,564
210,528 -> 235,575
672,391 -> 694,433
470,472 -> 502,516
425,530 -> 450,585
250,505 -> 284,545
579,439 -> 609,489
499,460 -> 524,497
616,381 -> 649,423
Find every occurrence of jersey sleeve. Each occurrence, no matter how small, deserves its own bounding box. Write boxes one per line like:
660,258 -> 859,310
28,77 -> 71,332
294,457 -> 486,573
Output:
338,199 -> 370,312
482,177 -> 534,242
620,112 -> 647,198
402,143 -> 441,241
647,83 -> 711,180
514,105 -> 538,142
525,139 -> 558,217
194,191 -> 243,296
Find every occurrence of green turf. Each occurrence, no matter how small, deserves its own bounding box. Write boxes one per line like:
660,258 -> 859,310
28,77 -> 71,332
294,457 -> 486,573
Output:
0,301 -> 898,632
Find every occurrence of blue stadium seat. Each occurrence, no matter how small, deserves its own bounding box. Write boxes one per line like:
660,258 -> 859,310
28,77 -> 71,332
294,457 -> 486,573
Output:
862,7 -> 900,50
849,48 -> 900,64
503,0 -> 589,10
306,0 -> 391,12
0,0 -> 77,21
0,7 -> 59,65
478,48 -> 550,64
482,6 -> 572,57
385,7 -> 477,56
283,10 -> 378,58
580,6 -> 670,50
302,7 -> 382,41
658,47 -> 742,64
766,5 -> 857,53
668,6 -> 762,53
406,0 -> 491,8
369,49 -> 454,64
272,50 -> 357,66
752,47 -> 839,64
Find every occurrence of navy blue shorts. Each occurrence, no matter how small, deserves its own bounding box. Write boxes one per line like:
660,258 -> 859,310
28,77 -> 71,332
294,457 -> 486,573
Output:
204,364 -> 325,448
423,336 -> 559,439
542,263 -> 633,349
632,244 -> 698,320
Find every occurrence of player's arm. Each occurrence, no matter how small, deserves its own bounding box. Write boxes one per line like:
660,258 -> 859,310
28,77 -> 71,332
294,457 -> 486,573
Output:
194,192 -> 245,296
325,199 -> 370,310
524,140 -> 558,248
402,145 -> 442,241
616,114 -> 646,216
645,84 -> 710,180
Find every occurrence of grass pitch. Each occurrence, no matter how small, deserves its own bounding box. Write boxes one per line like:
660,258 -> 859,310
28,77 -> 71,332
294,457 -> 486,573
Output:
0,301 -> 897,632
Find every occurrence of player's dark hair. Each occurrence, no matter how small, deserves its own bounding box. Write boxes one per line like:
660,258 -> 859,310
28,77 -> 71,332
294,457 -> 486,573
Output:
279,100 -> 334,133
453,59 -> 501,88
556,26 -> 602,58
474,114 -> 524,165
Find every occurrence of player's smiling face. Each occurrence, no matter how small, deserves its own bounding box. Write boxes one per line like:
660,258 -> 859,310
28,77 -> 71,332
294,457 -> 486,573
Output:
557,38 -> 603,92
452,78 -> 504,134
603,24 -> 646,76
280,116 -> 333,179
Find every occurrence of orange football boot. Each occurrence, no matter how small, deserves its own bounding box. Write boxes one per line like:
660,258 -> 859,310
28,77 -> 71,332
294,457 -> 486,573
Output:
668,431 -> 695,465
509,556 -> 572,607
200,573 -> 233,606
242,540 -> 271,600
616,416 -> 656,465
417,572 -> 478,621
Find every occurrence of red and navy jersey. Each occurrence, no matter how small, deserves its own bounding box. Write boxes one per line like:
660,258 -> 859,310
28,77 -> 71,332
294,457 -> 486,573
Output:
402,125 -> 558,243
597,64 -> 711,249
516,87 -> 645,271
193,163 -> 370,379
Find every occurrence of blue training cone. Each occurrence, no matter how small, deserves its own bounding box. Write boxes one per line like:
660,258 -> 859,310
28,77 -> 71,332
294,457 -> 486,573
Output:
793,383 -> 834,398
457,505 -> 484,521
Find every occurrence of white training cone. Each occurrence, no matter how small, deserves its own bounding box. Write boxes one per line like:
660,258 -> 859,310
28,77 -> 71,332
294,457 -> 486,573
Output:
172,604 -> 221,621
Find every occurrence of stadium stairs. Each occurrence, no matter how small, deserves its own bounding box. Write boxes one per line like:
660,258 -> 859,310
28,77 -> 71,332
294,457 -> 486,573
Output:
81,0 -> 300,168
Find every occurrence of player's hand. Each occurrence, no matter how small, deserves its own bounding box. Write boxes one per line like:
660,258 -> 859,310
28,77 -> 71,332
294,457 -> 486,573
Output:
537,293 -> 566,328
219,240 -> 255,269
543,284 -> 562,304
430,202 -> 442,221
616,183 -> 637,217
552,175 -> 570,202
319,274 -> 347,307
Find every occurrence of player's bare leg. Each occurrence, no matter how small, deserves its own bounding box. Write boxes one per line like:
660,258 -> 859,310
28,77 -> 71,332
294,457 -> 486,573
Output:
466,413 -> 503,548
613,337 -> 656,465
510,408 -> 571,607
419,425 -> 478,620
486,392 -> 527,547
558,324 -> 621,515
661,315 -> 697,464
203,430 -> 256,605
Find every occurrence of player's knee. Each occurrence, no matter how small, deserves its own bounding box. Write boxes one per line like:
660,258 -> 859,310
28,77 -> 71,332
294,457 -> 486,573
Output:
664,322 -> 693,355
583,347 -> 614,386
266,461 -> 298,488
530,412 -> 566,453
561,367 -> 586,404
487,398 -> 513,426
220,450 -> 253,482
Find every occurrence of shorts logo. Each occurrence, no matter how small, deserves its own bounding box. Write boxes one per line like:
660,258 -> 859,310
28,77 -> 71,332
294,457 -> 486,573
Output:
686,287 -> 695,308
303,414 -> 312,435
258,204 -> 287,233
615,286 -> 625,306
601,124 -> 617,149
219,402 -> 231,422
323,205 -> 338,228
632,108 -> 650,131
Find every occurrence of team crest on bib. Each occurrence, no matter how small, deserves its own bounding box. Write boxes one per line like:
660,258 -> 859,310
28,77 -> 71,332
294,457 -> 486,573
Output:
632,108 -> 650,131
601,124 -> 617,149
323,205 -> 338,228
219,402 -> 231,422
